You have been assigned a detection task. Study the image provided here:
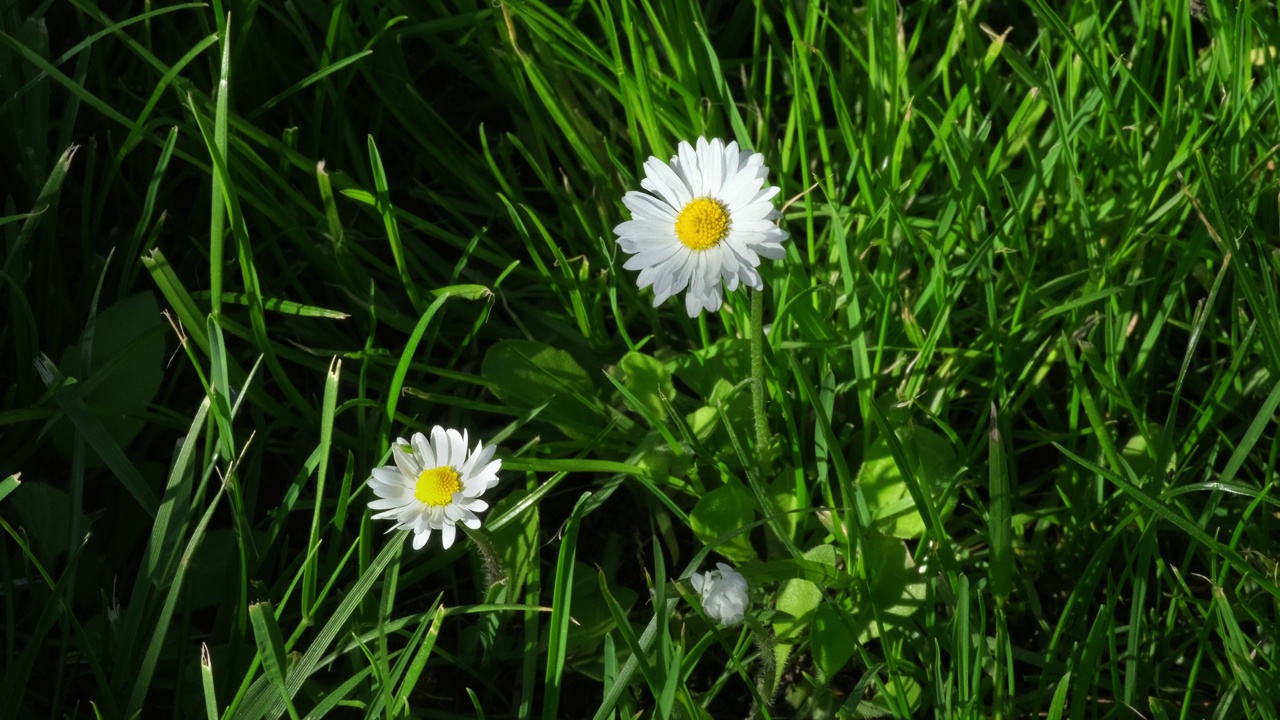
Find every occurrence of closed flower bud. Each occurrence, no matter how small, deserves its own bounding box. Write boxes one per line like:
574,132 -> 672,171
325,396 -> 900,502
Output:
691,562 -> 749,626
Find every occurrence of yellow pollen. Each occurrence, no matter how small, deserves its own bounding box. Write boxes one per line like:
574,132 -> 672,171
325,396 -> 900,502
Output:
414,466 -> 461,507
674,197 -> 730,251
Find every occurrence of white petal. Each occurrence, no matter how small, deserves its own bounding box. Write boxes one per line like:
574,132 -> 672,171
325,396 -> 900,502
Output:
462,442 -> 495,476
477,460 -> 502,484
635,263 -> 665,290
368,496 -> 413,510
691,572 -> 706,593
412,526 -> 431,550
413,432 -> 435,469
641,157 -> 692,209
689,253 -> 708,304
676,140 -> 702,197
624,243 -> 683,271
440,523 -> 457,549
700,137 -> 725,193
430,426 -> 450,467
393,440 -> 419,478
615,218 -> 674,240
731,218 -> 783,234
685,288 -> 703,317
370,466 -> 406,488
621,190 -> 679,221
754,242 -> 786,261
752,185 -> 781,203
732,200 -> 776,223
448,429 -> 467,471
722,141 -> 742,174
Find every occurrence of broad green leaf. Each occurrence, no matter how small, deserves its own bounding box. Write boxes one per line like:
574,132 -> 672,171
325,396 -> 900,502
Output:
632,431 -> 689,482
673,338 -> 751,397
774,544 -> 836,642
1121,423 -> 1175,481
849,531 -> 926,642
857,424 -> 961,539
868,674 -> 923,717
9,482 -> 78,564
812,603 -> 857,675
684,379 -> 751,448
689,482 -> 756,564
766,473 -> 801,540
771,545 -> 836,691
685,406 -> 718,441
482,339 -> 599,435
59,292 -> 165,453
618,351 -> 674,421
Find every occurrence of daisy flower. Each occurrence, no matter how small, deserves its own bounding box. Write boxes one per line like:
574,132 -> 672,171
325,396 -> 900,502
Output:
614,137 -> 789,317
367,426 -> 500,550
691,562 -> 750,626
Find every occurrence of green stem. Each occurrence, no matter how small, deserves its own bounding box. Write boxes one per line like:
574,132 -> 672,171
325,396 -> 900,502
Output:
462,525 -> 506,590
749,288 -> 772,474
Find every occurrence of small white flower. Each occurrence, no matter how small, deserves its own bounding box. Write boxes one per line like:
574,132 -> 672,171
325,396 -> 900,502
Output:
614,137 -> 788,317
366,426 -> 500,550
691,562 -> 749,626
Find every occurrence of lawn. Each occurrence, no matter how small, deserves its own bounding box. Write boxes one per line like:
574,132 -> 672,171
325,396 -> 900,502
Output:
2,0 -> 1279,718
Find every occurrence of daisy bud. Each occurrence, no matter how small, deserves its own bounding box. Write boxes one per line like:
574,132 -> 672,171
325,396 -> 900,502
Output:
691,562 -> 750,626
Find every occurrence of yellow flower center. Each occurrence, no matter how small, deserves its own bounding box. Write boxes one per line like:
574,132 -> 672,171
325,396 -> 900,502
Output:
414,466 -> 461,507
674,197 -> 730,251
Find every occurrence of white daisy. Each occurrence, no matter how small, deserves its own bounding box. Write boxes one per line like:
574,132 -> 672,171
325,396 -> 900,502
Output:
614,137 -> 789,317
366,426 -> 500,550
691,562 -> 750,626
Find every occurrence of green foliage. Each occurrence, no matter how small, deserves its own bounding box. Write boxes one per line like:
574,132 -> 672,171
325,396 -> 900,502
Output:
689,481 -> 757,564
3,0 -> 1280,718
857,423 -> 962,539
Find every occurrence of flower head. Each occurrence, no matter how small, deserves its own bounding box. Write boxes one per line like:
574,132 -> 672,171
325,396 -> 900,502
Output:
367,426 -> 500,550
691,562 -> 750,626
614,137 -> 788,317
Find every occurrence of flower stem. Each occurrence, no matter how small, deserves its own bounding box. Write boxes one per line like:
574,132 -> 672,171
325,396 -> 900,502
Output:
462,525 -> 506,590
749,288 -> 772,474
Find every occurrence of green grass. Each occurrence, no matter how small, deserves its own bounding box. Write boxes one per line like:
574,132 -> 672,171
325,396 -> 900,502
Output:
3,0 -> 1280,717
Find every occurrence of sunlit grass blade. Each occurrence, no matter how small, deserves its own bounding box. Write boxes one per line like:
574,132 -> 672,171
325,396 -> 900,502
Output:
113,396 -> 209,685
303,357 -> 340,617
383,285 -> 489,445
200,644 -> 218,720
1045,672 -> 1071,720
0,473 -> 20,504
126,468 -> 230,717
232,532 -> 406,720
3,142 -> 77,274
365,134 -> 423,313
542,492 -> 590,720
380,600 -> 446,716
249,602 -> 300,720
208,15 -> 231,315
